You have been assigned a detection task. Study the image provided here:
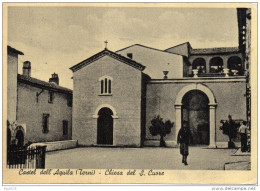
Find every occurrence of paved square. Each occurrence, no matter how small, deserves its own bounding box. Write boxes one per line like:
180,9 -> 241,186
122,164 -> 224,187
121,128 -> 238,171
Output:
46,147 -> 250,170
45,147 -> 250,170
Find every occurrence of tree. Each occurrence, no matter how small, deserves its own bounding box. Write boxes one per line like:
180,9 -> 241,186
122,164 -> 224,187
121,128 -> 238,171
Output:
149,115 -> 174,147
219,115 -> 240,148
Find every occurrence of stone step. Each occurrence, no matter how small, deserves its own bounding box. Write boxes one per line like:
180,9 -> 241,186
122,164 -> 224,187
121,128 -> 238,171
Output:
29,140 -> 77,152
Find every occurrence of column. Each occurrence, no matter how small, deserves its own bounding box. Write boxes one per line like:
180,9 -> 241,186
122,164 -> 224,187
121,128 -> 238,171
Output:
175,104 -> 182,144
209,104 -> 217,148
223,56 -> 229,70
223,56 -> 230,77
112,119 -> 116,146
92,116 -> 98,145
205,57 -> 211,73
112,115 -> 118,146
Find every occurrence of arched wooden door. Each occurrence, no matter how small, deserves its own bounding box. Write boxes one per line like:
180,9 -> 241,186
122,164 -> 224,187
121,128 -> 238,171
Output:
97,107 -> 113,145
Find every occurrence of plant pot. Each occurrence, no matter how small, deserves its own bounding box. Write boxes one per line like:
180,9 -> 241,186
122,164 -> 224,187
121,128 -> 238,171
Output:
228,141 -> 235,148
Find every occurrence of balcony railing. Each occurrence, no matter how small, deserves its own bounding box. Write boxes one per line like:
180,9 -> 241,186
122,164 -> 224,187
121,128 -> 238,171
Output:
192,69 -> 245,78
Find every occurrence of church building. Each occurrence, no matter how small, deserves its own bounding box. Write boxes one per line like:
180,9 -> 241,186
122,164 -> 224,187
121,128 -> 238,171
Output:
70,41 -> 247,148
70,8 -> 251,148
7,8 -> 250,149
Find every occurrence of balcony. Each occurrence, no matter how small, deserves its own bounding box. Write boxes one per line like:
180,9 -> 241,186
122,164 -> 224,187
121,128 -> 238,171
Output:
190,55 -> 245,78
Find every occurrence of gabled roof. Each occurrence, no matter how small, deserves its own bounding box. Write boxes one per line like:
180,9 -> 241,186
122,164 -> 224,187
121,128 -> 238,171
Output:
18,74 -> 72,94
164,42 -> 192,51
190,47 -> 240,55
8,45 -> 24,55
116,44 -> 184,56
116,44 -> 165,53
165,42 -> 240,55
70,48 -> 145,72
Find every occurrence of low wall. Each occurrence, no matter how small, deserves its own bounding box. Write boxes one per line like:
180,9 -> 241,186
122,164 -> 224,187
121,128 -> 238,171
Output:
144,140 -> 241,149
216,141 -> 241,148
30,140 -> 78,152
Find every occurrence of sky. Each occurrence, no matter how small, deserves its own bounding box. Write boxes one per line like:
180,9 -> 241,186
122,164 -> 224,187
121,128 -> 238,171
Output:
8,6 -> 239,89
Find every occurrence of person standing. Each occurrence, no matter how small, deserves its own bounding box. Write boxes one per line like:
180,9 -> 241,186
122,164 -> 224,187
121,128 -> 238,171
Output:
177,121 -> 192,165
239,121 -> 248,152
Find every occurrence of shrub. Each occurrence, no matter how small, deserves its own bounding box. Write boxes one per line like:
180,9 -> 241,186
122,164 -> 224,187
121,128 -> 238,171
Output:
219,115 -> 240,148
149,115 -> 174,147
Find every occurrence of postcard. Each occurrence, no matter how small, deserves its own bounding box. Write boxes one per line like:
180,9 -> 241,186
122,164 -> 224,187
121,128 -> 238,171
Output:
3,2 -> 257,184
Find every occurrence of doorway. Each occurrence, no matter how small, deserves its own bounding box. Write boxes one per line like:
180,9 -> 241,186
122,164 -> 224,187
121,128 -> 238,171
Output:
97,107 -> 113,145
182,90 -> 210,145
16,129 -> 24,147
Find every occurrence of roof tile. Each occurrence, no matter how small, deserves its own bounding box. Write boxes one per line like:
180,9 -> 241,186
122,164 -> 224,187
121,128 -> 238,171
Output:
18,74 -> 72,94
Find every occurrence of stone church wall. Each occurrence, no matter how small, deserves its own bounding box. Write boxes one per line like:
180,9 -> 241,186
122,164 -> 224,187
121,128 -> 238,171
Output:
145,79 -> 247,146
72,55 -> 142,147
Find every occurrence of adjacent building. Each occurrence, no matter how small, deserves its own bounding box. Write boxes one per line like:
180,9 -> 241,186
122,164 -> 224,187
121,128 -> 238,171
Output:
7,46 -> 72,147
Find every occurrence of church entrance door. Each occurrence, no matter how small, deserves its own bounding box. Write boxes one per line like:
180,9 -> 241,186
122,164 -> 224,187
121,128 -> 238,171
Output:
97,107 -> 113,145
182,90 -> 210,145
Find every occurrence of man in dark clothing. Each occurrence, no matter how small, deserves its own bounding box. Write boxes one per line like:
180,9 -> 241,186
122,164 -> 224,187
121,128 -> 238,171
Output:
177,121 -> 192,165
177,121 -> 191,165
239,121 -> 248,152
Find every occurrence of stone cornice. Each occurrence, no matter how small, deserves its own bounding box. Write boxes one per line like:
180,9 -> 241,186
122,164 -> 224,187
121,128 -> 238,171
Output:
148,76 -> 246,84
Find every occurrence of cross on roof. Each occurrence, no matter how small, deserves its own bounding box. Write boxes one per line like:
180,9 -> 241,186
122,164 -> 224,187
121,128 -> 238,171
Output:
104,40 -> 108,49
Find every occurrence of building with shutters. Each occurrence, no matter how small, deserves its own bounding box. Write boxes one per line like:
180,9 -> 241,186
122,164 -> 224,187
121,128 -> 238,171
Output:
7,46 -> 73,147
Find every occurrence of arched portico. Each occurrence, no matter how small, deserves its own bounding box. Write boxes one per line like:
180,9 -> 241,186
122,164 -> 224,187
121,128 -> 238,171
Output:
175,84 -> 217,148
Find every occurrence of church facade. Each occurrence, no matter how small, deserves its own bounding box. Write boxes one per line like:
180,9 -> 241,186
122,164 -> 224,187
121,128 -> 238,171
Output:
70,50 -> 146,147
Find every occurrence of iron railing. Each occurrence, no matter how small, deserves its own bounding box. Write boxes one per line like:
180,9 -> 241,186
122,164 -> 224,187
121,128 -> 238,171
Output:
7,145 -> 47,169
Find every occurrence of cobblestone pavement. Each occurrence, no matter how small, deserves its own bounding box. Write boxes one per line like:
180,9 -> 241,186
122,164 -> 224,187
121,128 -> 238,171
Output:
45,147 -> 250,170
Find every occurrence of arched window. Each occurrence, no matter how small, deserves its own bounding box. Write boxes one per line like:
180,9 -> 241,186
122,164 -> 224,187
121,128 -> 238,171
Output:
209,57 -> 223,73
192,58 -> 206,73
99,76 -> 113,95
227,56 -> 243,75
